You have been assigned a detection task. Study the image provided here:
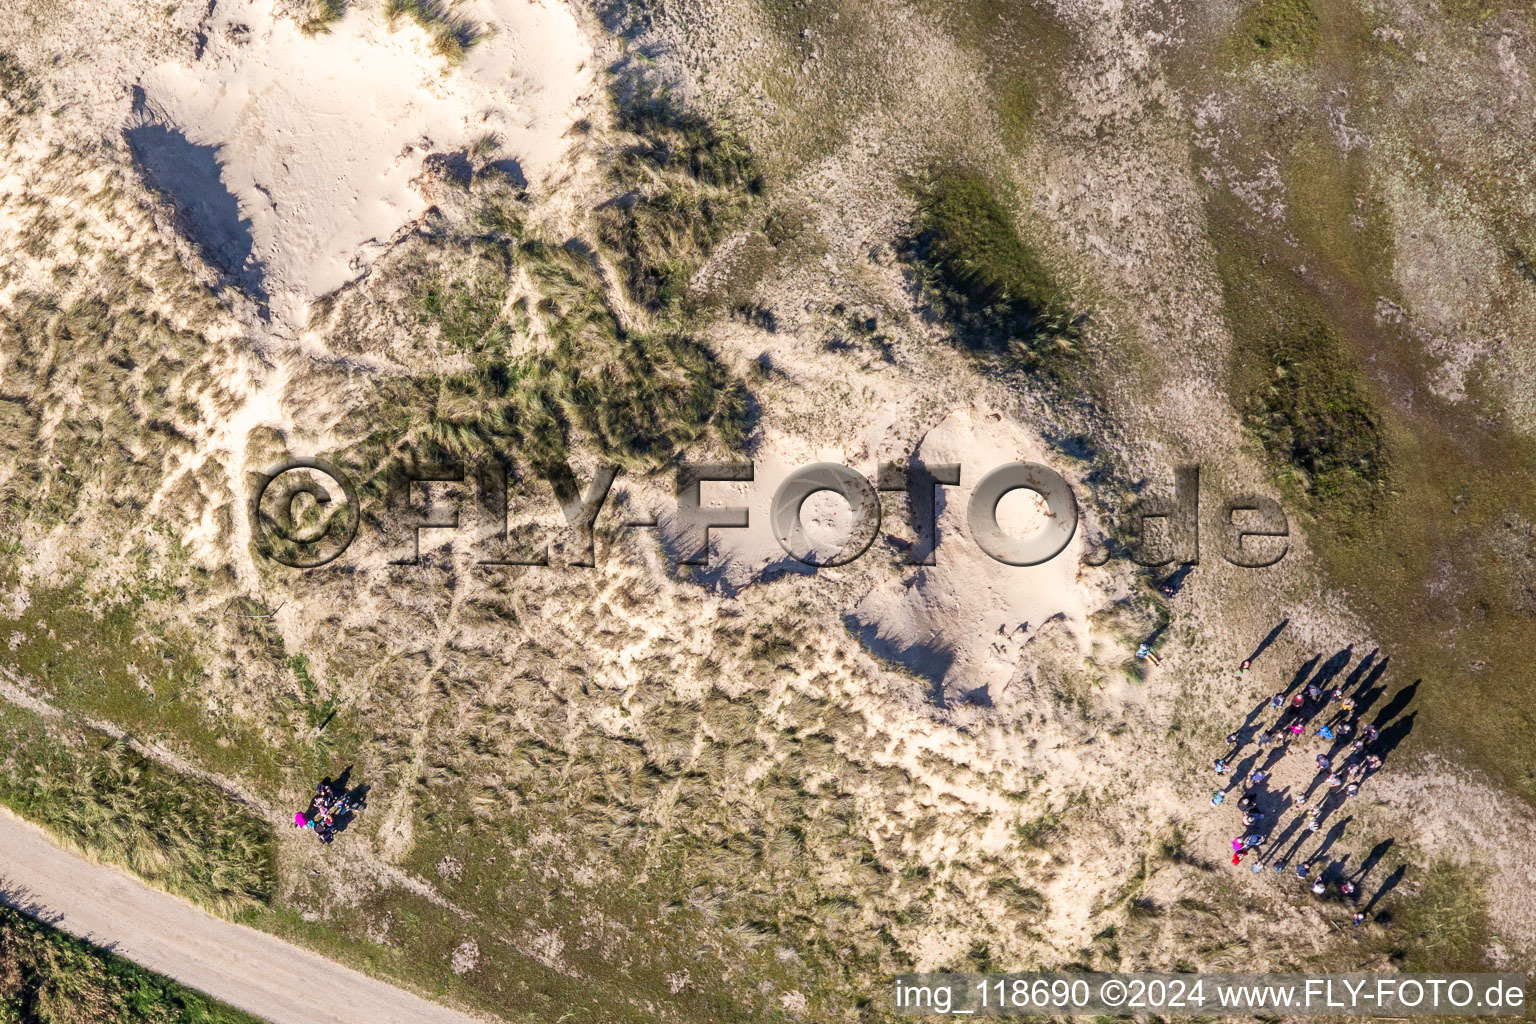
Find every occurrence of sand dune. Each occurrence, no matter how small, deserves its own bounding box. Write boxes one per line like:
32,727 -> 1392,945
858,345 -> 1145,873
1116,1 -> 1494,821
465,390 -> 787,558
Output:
132,0 -> 592,325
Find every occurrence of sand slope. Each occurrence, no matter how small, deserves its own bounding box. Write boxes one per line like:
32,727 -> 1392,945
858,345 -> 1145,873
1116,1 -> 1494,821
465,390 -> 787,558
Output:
132,0 -> 592,325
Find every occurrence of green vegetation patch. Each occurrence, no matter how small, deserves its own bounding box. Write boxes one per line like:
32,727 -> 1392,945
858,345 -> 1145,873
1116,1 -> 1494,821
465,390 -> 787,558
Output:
0,702 -> 276,916
1381,861 -> 1492,972
902,171 -> 1080,380
1242,312 -> 1387,521
1209,193 -> 1388,528
0,903 -> 264,1024
1228,0 -> 1321,64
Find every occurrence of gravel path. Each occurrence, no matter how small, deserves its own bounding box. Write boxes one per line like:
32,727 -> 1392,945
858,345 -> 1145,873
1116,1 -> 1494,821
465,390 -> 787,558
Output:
0,807 -> 487,1024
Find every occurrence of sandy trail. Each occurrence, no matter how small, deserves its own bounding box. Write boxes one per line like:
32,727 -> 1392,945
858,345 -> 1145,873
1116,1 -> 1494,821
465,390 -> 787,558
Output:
0,807 -> 486,1024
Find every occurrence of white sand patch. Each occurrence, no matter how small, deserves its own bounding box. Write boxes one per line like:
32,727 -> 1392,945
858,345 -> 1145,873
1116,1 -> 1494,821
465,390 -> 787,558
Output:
133,0 -> 592,326
851,408 -> 1096,703
662,405 -> 1100,701
660,433 -> 843,590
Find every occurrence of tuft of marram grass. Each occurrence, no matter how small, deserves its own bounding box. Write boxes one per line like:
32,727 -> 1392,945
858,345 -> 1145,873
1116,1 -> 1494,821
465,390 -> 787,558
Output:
299,0 -> 348,36
384,0 -> 485,64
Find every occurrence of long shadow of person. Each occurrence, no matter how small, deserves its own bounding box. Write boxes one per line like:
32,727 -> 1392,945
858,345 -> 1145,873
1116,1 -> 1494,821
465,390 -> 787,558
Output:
1374,712 -> 1418,761
1343,650 -> 1379,689
1228,751 -> 1262,791
1353,839 -> 1394,884
1366,864 -> 1407,916
1308,816 -> 1352,863
333,780 -> 369,834
1303,761 -> 1334,802
1371,680 -> 1419,731
1313,646 -> 1355,688
1287,655 -> 1322,696
1269,803 -> 1309,864
1160,564 -> 1195,596
1350,660 -> 1391,716
1322,854 -> 1352,884
1247,619 -> 1290,664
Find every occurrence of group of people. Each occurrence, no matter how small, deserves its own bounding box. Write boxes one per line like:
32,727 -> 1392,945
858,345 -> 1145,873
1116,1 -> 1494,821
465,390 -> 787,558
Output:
1209,666 -> 1388,926
292,778 -> 360,845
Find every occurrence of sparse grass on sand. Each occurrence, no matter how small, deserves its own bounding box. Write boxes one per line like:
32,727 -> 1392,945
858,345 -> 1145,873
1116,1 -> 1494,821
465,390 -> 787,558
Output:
384,0 -> 485,64
300,0 -> 348,36
0,902 -> 265,1024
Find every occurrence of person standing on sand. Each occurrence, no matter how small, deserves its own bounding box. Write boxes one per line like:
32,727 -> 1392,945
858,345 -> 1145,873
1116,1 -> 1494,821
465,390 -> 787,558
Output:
1136,643 -> 1160,666
1239,659 -> 1252,677
1311,878 -> 1327,895
1272,692 -> 1285,710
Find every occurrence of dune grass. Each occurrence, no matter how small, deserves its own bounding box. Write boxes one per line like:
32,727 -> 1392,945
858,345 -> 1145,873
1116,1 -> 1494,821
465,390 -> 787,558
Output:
0,903 -> 264,1024
330,80 -> 759,503
902,170 -> 1080,381
384,0 -> 485,64
597,80 -> 764,322
299,0 -> 348,35
0,704 -> 276,917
